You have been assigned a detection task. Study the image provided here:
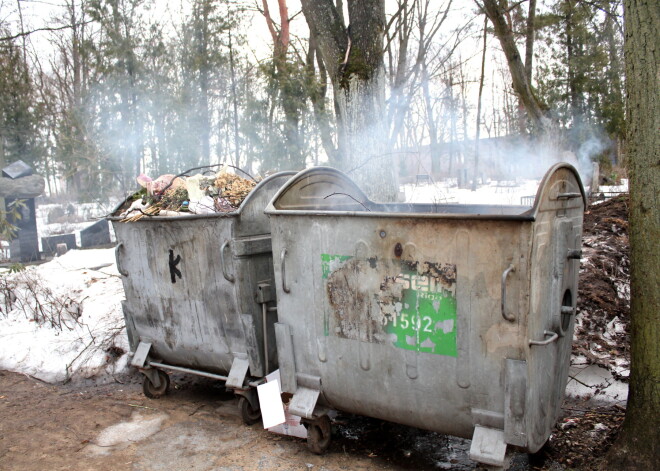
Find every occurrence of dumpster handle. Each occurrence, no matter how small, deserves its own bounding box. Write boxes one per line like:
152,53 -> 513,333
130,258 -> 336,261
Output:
281,248 -> 290,293
529,330 -> 559,346
220,240 -> 235,282
501,264 -> 515,322
115,243 -> 129,277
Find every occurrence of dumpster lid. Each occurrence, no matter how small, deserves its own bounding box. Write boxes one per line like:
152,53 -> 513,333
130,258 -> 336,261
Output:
265,163 -> 585,221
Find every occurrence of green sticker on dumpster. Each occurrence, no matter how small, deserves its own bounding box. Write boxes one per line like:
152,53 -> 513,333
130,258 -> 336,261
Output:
321,253 -> 353,279
322,254 -> 457,357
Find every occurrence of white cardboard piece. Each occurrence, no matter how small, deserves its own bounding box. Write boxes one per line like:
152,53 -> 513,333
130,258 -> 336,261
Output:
264,370 -> 308,439
256,379 -> 286,429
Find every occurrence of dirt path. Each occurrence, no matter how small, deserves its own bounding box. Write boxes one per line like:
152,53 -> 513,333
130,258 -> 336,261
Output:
0,370 -> 399,471
1,370 -> 497,471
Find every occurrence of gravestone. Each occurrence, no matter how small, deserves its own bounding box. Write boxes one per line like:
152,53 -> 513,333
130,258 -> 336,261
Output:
5,197 -> 39,262
1,161 -> 44,262
41,234 -> 77,255
2,160 -> 34,179
80,219 -> 111,248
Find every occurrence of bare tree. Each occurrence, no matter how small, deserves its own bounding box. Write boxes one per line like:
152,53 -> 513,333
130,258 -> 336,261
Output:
476,0 -> 551,132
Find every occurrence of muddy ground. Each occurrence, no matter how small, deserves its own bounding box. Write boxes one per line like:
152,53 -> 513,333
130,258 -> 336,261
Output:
0,197 -> 630,471
0,370 -> 550,471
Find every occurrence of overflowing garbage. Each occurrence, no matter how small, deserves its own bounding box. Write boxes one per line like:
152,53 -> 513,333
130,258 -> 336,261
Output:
117,167 -> 258,222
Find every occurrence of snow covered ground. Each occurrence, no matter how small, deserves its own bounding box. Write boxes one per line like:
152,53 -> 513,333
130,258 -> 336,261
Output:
402,178 -> 541,206
0,248 -> 129,383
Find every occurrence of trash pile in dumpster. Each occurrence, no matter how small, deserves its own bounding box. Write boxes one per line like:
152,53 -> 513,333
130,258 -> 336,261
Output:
117,167 -> 257,221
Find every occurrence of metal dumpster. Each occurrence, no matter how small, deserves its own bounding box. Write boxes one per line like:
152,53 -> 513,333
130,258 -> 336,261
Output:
265,163 -> 585,466
109,171 -> 294,424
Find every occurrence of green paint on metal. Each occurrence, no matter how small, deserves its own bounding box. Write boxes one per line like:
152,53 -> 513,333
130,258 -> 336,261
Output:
384,271 -> 457,357
321,253 -> 352,279
321,253 -> 457,357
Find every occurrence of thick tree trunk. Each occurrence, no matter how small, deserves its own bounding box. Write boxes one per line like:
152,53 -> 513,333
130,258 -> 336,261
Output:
306,34 -> 339,163
301,0 -> 397,201
605,1 -> 660,469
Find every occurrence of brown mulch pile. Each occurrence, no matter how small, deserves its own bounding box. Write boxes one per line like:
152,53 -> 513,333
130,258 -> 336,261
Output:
536,195 -> 630,470
575,196 -> 631,379
539,406 -> 626,470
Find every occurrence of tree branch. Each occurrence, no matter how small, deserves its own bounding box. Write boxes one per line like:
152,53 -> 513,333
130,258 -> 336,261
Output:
0,21 -> 93,42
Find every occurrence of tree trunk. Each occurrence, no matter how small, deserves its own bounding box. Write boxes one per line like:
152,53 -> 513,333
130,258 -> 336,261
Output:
605,1 -> 660,469
480,0 -> 550,132
306,32 -> 339,163
197,0 -> 211,165
565,1 -> 581,125
524,0 -> 536,83
421,63 -> 440,175
473,15 -> 488,191
262,0 -> 305,170
301,0 -> 397,201
228,32 -> 241,169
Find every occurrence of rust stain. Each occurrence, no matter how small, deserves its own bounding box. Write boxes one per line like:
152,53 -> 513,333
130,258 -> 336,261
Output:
402,260 -> 457,286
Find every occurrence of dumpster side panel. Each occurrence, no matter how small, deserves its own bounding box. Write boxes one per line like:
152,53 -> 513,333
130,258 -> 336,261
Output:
114,218 -> 239,373
271,214 -> 530,438
525,166 -> 584,452
111,171 -> 294,381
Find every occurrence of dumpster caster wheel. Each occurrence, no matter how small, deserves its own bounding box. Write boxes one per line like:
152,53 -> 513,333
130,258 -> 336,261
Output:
306,415 -> 332,455
142,370 -> 169,399
238,396 -> 261,425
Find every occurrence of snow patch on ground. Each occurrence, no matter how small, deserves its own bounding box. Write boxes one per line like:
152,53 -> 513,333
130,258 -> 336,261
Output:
86,411 -> 168,455
599,179 -> 628,194
591,179 -> 629,205
402,179 -> 541,206
0,248 -> 129,383
36,200 -> 119,246
566,363 -> 628,405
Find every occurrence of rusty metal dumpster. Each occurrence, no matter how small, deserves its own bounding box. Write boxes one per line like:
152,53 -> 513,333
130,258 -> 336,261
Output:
265,163 -> 585,466
109,171 -> 293,424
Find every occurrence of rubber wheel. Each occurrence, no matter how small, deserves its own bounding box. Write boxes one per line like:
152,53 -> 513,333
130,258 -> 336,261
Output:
238,396 -> 261,425
142,370 -> 169,399
306,415 -> 332,455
